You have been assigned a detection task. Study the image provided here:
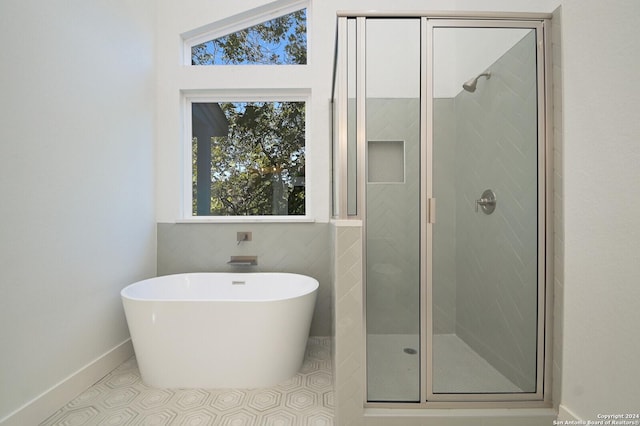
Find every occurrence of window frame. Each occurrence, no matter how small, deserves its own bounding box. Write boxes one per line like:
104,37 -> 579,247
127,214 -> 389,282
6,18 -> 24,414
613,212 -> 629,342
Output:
181,90 -> 312,223
182,0 -> 309,67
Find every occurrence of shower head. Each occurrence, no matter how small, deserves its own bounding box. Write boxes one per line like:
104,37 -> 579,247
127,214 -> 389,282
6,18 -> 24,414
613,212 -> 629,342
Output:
462,72 -> 491,93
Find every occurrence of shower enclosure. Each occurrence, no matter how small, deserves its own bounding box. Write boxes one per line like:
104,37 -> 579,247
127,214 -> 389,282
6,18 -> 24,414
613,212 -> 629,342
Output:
332,13 -> 552,406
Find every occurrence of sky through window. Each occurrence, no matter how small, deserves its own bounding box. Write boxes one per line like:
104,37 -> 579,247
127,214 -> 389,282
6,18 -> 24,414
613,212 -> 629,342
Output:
191,9 -> 307,65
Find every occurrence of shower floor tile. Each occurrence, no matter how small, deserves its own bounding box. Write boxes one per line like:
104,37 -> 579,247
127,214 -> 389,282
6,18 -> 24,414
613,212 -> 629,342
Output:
40,337 -> 333,426
433,333 -> 522,393
367,334 -> 420,401
367,333 -> 522,401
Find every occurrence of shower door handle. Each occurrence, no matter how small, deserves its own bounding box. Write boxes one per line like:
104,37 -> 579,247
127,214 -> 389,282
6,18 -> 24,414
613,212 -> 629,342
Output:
428,198 -> 436,223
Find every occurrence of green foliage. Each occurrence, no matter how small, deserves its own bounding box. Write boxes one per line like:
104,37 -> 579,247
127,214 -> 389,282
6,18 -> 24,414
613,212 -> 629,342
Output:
190,8 -> 307,215
192,102 -> 305,216
191,9 -> 307,65
192,137 -> 198,214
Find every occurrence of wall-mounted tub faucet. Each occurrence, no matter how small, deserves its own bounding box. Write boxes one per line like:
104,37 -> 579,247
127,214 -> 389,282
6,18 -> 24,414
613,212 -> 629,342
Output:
228,256 -> 258,266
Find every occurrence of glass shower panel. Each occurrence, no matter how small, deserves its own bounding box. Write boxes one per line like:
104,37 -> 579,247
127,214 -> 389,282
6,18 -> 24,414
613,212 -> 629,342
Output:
431,26 -> 539,394
365,18 -> 421,402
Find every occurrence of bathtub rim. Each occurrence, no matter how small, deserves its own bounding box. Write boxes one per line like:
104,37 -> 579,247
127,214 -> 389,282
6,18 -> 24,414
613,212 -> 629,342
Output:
120,271 -> 319,303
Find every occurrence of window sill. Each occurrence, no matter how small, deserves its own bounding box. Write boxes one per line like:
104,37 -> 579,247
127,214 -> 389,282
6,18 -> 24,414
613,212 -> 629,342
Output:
176,216 -> 316,224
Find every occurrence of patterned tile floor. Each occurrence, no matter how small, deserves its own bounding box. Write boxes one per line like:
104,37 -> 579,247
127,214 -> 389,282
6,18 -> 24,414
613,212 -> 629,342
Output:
41,337 -> 334,426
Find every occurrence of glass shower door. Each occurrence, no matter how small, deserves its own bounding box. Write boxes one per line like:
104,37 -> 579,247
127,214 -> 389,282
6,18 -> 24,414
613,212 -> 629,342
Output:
364,18 -> 422,402
429,22 -> 544,398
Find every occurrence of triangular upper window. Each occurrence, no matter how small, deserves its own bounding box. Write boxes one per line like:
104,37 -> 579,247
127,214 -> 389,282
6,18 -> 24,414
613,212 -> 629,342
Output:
191,8 -> 307,65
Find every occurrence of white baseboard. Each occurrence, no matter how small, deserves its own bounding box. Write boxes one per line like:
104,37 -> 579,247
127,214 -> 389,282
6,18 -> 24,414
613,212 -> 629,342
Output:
558,404 -> 581,421
364,408 -> 557,426
0,339 -> 133,426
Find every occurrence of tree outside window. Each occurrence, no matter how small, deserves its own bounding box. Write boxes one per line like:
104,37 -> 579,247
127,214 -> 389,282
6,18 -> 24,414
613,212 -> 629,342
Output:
191,101 -> 305,216
191,9 -> 307,65
188,7 -> 308,217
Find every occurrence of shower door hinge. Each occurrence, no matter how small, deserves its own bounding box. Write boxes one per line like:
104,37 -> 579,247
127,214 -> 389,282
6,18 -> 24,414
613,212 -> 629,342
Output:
428,198 -> 436,224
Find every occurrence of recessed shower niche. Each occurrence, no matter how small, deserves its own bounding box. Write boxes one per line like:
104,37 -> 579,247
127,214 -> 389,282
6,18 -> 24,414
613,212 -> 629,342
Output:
367,141 -> 405,183
332,14 -> 553,407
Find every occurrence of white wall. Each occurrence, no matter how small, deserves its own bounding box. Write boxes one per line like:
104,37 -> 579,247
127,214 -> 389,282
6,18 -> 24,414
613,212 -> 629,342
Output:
366,19 -> 421,99
0,0 -> 157,422
560,0 -> 640,420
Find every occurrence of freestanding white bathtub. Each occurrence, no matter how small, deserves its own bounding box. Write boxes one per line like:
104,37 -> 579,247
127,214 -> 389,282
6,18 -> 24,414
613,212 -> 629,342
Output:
121,272 -> 318,389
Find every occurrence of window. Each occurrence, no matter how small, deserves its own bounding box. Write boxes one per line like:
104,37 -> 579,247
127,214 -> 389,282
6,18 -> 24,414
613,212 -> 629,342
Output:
188,97 -> 306,217
190,8 -> 307,65
181,1 -> 310,220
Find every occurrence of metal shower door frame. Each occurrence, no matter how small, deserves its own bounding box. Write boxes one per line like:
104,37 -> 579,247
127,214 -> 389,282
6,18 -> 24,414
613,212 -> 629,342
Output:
335,11 -> 554,409
422,17 -> 551,406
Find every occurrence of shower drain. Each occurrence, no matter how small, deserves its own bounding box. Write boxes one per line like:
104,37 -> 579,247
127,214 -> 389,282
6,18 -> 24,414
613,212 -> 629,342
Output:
403,348 -> 417,355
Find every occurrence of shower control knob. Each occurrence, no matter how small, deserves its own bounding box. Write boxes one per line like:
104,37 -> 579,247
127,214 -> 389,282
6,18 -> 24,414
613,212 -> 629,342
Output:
475,189 -> 497,214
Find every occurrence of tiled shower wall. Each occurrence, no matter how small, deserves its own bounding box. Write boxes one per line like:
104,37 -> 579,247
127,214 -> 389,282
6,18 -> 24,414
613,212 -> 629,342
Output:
432,98 -> 458,334
331,221 -> 363,425
364,98 -> 458,336
365,98 -> 422,335
157,222 -> 331,336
